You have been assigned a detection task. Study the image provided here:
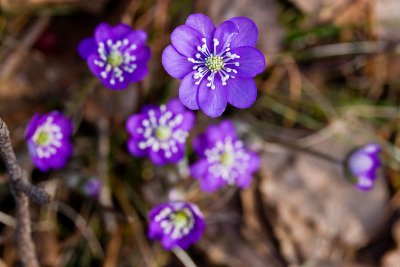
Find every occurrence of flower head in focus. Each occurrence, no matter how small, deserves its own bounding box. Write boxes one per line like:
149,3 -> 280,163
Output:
346,143 -> 381,191
190,120 -> 260,192
25,111 -> 73,172
126,99 -> 195,165
162,14 -> 265,117
78,22 -> 151,90
83,177 -> 102,198
148,201 -> 205,250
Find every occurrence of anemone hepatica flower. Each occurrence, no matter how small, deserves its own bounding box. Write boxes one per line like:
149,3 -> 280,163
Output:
190,120 -> 260,192
148,201 -> 205,250
83,177 -> 102,198
162,14 -> 266,117
25,111 -> 73,172
345,144 -> 381,191
126,99 -> 195,165
78,22 -> 151,90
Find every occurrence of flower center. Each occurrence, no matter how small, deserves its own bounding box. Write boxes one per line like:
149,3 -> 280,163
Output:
155,126 -> 172,141
220,152 -> 235,166
172,211 -> 190,228
107,50 -> 123,67
205,55 -> 224,72
34,130 -> 50,146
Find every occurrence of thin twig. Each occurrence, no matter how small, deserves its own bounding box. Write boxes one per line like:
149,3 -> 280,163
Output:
0,118 -> 51,267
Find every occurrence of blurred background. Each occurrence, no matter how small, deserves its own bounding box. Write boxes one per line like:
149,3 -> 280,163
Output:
0,0 -> 399,266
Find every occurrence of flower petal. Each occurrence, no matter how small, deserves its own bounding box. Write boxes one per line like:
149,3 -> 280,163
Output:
125,30 -> 148,47
235,174 -> 253,189
179,72 -> 200,110
185,13 -> 215,38
128,65 -> 148,83
130,46 -> 151,63
162,45 -> 193,79
247,151 -> 260,173
127,138 -> 147,157
180,111 -> 195,131
213,21 -> 238,54
198,76 -> 227,118
229,17 -> 258,48
190,159 -> 209,179
126,114 -> 144,137
25,114 -> 41,139
199,173 -> 225,192
78,37 -> 96,60
95,23 -> 113,43
230,46 -> 265,78
112,23 -> 132,38
226,78 -> 257,109
171,25 -> 202,57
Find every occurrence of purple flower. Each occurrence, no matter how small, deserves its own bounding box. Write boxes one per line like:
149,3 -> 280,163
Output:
148,201 -> 205,250
162,14 -> 265,117
78,22 -> 151,90
346,144 -> 381,191
83,177 -> 102,198
190,120 -> 260,192
25,111 -> 73,172
126,99 -> 195,165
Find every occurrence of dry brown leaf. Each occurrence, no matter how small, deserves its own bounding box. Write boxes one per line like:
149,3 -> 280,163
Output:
258,120 -> 389,266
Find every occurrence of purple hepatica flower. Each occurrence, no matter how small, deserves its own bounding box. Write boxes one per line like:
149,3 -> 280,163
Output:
190,120 -> 260,192
346,143 -> 382,191
25,111 -> 73,172
83,177 -> 102,198
162,14 -> 266,117
78,22 -> 151,90
126,99 -> 195,165
148,201 -> 205,250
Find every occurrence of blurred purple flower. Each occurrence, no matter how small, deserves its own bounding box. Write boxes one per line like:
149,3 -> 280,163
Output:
148,201 -> 205,250
190,120 -> 260,192
126,99 -> 195,165
78,22 -> 151,90
162,13 -> 265,117
83,177 -> 102,198
346,143 -> 382,191
25,111 -> 73,172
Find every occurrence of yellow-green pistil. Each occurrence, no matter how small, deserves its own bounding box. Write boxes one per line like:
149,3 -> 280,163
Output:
172,211 -> 190,228
205,56 -> 224,72
107,50 -> 123,67
155,126 -> 172,141
220,152 -> 235,166
34,131 -> 50,146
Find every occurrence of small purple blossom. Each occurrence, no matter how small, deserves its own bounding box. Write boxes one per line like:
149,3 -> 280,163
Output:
148,201 -> 205,250
126,99 -> 195,165
346,143 -> 382,191
162,14 -> 266,117
83,177 -> 102,198
190,120 -> 260,192
25,111 -> 73,172
78,22 -> 151,90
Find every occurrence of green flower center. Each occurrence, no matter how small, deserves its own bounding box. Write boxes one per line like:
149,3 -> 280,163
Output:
205,56 -> 224,72
155,126 -> 171,141
220,152 -> 235,166
172,211 -> 190,228
107,50 -> 123,67
34,131 -> 50,146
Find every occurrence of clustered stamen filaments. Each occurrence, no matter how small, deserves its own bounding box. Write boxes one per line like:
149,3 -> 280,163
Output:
188,38 -> 240,90
136,105 -> 188,158
32,117 -> 63,159
205,137 -> 250,184
94,38 -> 138,85
154,204 -> 195,239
